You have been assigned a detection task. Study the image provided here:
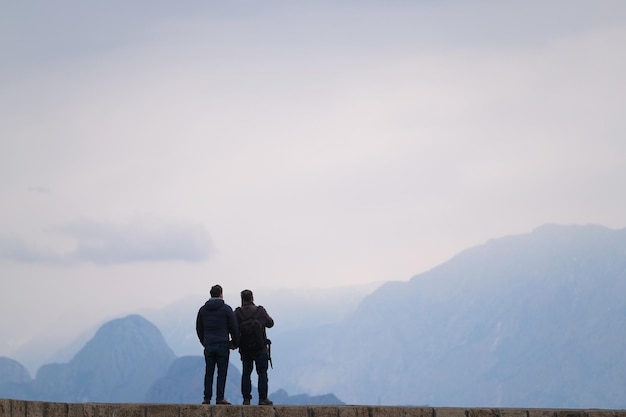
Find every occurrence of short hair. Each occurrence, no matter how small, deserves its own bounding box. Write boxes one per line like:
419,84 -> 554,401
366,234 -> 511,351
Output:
210,285 -> 223,297
240,289 -> 253,303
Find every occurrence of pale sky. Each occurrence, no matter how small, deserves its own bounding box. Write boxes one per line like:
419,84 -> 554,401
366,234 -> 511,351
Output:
2,0 -> 626,369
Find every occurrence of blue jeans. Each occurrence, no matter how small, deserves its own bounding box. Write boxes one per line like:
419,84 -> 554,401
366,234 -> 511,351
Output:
204,341 -> 231,402
241,351 -> 269,401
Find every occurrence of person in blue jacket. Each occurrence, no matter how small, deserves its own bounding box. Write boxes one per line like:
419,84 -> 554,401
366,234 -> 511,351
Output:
196,284 -> 239,405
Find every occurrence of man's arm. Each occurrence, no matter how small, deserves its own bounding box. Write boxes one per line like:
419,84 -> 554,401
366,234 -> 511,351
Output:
259,306 -> 274,329
227,308 -> 240,348
196,310 -> 204,345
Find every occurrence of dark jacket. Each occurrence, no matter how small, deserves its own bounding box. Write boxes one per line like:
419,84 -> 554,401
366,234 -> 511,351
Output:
196,297 -> 239,348
235,302 -> 274,354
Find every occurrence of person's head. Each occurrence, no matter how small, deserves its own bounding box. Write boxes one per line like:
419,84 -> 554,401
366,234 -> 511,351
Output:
240,289 -> 253,303
210,284 -> 223,298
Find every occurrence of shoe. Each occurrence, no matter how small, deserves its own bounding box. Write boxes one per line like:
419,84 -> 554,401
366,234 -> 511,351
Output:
243,399 -> 251,405
258,398 -> 273,406
201,400 -> 210,405
216,399 -> 231,405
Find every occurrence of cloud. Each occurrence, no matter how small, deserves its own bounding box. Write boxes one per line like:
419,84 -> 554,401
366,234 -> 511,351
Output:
0,218 -> 212,265
0,236 -> 59,264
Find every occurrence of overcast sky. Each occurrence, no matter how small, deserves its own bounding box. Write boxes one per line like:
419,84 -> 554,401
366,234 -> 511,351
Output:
2,0 -> 626,369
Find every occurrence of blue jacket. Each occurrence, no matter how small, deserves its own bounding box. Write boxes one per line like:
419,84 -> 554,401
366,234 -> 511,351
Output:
196,298 -> 239,348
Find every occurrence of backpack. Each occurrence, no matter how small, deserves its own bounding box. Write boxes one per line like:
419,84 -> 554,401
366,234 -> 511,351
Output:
238,308 -> 266,352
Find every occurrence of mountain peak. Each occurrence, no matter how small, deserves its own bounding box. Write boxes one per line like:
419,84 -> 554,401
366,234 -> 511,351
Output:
0,356 -> 31,384
281,224 -> 626,408
33,314 -> 175,402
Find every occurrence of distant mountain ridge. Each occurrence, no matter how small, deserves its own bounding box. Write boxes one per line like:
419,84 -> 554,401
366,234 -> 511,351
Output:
0,357 -> 32,399
145,355 -> 240,404
0,357 -> 31,385
0,315 -> 344,405
145,355 -> 343,405
270,224 -> 626,408
31,314 -> 175,402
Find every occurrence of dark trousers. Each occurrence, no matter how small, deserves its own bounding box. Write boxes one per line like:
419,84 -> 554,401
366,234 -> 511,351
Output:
204,341 -> 230,402
241,351 -> 269,400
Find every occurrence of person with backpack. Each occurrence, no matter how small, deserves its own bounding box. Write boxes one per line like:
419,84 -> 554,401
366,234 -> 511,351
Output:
235,289 -> 275,405
196,284 -> 239,405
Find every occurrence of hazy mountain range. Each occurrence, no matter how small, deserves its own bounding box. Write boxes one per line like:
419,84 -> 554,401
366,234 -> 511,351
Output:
2,224 -> 625,408
0,314 -> 343,405
270,224 -> 626,408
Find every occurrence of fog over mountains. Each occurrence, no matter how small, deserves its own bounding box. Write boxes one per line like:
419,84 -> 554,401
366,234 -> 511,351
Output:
0,315 -> 341,405
0,315 -> 175,402
1,224 -> 625,408
270,224 -> 626,408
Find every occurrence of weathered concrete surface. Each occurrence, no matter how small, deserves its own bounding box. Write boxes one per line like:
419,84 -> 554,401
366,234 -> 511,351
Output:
1,399 -> 624,417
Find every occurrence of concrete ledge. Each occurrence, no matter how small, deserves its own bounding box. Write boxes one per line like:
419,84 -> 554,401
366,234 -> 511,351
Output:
1,399 -> 625,417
